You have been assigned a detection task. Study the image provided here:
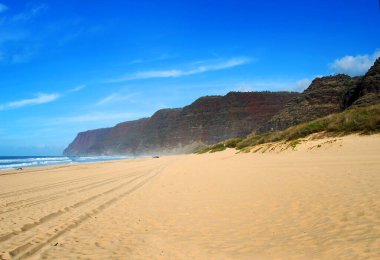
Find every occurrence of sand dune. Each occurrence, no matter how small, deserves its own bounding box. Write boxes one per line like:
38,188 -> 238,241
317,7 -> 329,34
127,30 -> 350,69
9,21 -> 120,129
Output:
0,135 -> 379,259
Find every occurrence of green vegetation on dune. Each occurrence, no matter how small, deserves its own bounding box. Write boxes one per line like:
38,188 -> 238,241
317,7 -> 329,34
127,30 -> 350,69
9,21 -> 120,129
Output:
196,104 -> 380,154
196,143 -> 226,154
224,138 -> 244,148
195,138 -> 243,154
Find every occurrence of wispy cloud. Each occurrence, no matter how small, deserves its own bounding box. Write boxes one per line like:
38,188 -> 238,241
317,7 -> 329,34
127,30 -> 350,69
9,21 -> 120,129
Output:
68,85 -> 86,93
9,46 -> 35,63
234,77 -> 314,93
0,3 -> 48,64
0,3 -> 8,13
0,84 -> 85,111
49,112 -> 139,124
58,23 -> 106,46
127,53 -> 171,65
294,78 -> 313,92
330,50 -> 380,76
0,93 -> 60,111
96,93 -> 138,106
11,3 -> 48,22
108,57 -> 252,82
0,31 -> 29,63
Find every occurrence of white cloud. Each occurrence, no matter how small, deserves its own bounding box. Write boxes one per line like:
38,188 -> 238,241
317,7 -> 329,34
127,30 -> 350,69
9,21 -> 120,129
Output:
10,47 -> 34,63
96,93 -> 137,106
58,29 -> 84,46
294,78 -> 313,92
0,83 -> 86,111
68,85 -> 86,93
235,82 -> 254,92
50,112 -> 139,124
11,3 -> 48,22
330,50 -> 380,76
234,77 -> 315,93
0,32 -> 27,61
127,54 -> 171,65
108,57 -> 252,82
0,3 -> 48,64
0,93 -> 60,111
0,3 -> 8,13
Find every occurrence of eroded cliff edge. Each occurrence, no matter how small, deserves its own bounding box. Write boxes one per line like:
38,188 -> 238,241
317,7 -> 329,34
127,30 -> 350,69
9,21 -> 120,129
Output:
64,92 -> 298,156
64,58 -> 380,156
259,58 -> 380,133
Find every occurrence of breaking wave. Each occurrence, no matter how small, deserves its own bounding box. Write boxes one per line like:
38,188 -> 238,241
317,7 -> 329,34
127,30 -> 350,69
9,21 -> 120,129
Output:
0,156 -> 130,170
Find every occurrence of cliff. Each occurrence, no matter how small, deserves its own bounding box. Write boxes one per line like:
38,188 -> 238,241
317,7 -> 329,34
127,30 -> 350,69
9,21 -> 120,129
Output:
348,57 -> 380,107
259,58 -> 380,133
65,59 -> 380,156
64,92 -> 298,156
258,75 -> 362,133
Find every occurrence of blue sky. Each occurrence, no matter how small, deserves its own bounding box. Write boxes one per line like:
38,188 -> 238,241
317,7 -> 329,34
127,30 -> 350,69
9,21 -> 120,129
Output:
0,0 -> 379,155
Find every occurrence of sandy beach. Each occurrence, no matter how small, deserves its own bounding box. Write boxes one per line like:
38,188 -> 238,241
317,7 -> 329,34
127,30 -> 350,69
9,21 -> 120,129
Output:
0,134 -> 379,259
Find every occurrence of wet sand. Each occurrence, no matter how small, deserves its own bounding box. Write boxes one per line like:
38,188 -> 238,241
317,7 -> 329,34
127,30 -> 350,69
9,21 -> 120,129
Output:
0,135 -> 379,259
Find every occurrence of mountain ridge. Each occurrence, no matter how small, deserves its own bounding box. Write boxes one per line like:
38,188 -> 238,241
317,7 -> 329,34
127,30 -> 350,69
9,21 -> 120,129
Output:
259,58 -> 380,133
64,58 -> 380,156
64,91 -> 298,156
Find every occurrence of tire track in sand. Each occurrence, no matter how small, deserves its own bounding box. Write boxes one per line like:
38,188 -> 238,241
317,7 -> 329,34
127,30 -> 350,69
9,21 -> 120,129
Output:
0,167 -> 162,259
0,164 -> 146,199
0,172 -> 142,214
0,173 -> 146,244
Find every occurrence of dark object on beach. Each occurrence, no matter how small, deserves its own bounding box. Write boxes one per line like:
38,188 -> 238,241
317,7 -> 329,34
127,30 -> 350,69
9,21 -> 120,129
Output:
153,156 -> 160,158
16,167 -> 23,170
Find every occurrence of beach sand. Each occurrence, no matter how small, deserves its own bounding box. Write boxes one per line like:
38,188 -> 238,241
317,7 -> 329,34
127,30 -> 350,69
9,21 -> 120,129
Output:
0,135 -> 379,259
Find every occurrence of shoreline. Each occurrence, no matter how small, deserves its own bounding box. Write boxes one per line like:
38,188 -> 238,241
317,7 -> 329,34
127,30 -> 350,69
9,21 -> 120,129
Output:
2,133 -> 377,175
0,134 -> 379,259
0,155 -> 137,172
0,156 -> 153,176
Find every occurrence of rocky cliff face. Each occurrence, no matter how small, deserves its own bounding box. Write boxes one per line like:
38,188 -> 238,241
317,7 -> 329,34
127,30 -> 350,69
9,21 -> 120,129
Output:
349,57 -> 380,107
64,60 -> 380,156
64,92 -> 298,156
64,119 -> 149,156
258,75 -> 361,133
259,58 -> 380,133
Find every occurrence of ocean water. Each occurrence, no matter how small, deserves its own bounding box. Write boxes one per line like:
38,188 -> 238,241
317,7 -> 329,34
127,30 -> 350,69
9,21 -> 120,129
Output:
0,155 -> 130,170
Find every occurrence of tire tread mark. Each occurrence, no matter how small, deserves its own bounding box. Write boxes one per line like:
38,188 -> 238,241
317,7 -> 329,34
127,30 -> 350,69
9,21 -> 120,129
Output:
0,175 -> 99,198
14,170 -> 160,260
0,172 -> 141,214
0,164 -> 146,198
0,173 -> 146,244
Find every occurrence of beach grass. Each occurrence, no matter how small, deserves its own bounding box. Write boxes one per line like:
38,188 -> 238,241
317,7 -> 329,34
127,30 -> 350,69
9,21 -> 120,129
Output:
196,104 -> 380,153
